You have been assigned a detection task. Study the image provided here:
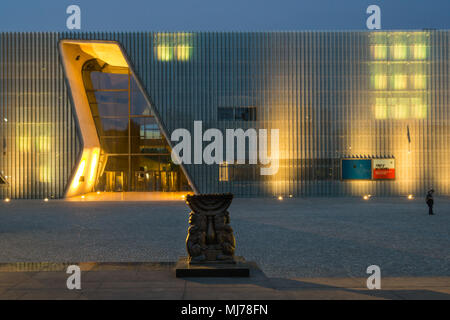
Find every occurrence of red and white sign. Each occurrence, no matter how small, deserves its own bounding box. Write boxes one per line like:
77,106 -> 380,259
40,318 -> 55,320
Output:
372,159 -> 395,179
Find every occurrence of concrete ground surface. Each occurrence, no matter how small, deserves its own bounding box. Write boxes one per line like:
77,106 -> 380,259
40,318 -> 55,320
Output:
0,262 -> 448,300
0,196 -> 449,299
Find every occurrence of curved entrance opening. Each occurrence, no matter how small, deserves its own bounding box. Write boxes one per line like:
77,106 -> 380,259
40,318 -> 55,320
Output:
60,40 -> 193,198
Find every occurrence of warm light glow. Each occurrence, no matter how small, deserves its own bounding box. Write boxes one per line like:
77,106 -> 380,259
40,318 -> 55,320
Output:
39,165 -> 51,183
37,136 -> 51,152
412,44 -> 427,60
391,44 -> 407,60
176,45 -> 192,61
411,98 -> 427,119
371,45 -> 387,60
72,160 -> 86,189
4,198 -> 10,202
156,46 -> 173,61
81,195 -> 85,199
392,74 -> 408,90
278,196 -> 283,200
97,191 -> 101,195
44,198 -> 49,202
372,74 -> 387,89
374,98 -> 387,119
77,43 -> 128,68
391,99 -> 409,119
16,136 -> 31,152
89,150 -> 99,184
408,194 -> 414,199
412,74 -> 426,89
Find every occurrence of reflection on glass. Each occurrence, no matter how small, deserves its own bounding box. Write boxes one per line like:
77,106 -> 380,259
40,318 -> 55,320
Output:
82,58 -> 191,192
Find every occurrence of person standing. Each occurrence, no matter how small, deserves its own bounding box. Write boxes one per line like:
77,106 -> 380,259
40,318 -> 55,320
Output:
426,189 -> 435,215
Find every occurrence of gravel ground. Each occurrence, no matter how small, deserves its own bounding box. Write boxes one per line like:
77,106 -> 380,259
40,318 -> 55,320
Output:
0,197 -> 449,279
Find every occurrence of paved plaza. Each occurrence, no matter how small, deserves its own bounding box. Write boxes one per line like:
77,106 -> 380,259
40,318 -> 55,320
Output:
0,196 -> 449,299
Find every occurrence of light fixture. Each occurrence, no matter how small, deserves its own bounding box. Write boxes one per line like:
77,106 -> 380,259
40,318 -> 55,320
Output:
363,195 -> 369,200
4,198 -> 10,202
81,195 -> 85,199
97,191 -> 101,195
408,194 -> 414,200
278,196 -> 283,200
3,118 -> 7,122
44,198 -> 49,202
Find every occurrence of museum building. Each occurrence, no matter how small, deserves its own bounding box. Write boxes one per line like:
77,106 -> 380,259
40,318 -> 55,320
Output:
0,31 -> 449,199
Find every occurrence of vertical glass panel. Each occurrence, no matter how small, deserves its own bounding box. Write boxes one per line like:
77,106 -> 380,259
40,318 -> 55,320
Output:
94,117 -> 129,136
96,156 -> 129,192
100,137 -> 129,154
90,71 -> 129,90
82,56 -> 192,193
130,76 -> 153,116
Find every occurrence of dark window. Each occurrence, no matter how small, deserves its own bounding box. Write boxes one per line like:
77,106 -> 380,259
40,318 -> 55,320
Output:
218,106 -> 257,121
218,107 -> 234,121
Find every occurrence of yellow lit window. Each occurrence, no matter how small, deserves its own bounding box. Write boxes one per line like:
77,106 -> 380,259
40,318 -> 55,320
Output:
156,46 -> 173,61
371,45 -> 387,60
176,45 -> 192,61
372,74 -> 387,89
412,74 -> 426,89
390,44 -> 407,60
411,44 -> 427,60
391,74 -> 408,90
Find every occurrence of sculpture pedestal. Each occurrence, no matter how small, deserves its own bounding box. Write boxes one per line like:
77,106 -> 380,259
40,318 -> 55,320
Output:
176,193 -> 250,277
175,256 -> 250,277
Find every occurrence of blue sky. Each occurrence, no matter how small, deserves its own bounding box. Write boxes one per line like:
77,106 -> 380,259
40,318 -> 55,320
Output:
0,0 -> 448,31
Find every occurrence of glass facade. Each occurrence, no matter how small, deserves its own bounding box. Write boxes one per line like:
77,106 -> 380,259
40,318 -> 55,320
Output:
0,31 -> 448,198
81,58 -> 190,192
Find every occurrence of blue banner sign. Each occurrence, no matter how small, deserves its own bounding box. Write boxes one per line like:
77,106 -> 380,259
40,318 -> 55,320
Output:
342,159 -> 372,180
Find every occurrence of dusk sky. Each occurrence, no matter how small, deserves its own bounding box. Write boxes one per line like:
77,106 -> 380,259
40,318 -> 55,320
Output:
0,0 -> 448,31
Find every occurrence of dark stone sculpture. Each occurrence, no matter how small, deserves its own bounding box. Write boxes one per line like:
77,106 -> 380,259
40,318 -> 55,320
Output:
185,193 -> 236,264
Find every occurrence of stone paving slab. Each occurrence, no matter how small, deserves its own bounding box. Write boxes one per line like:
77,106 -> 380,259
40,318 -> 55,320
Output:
0,262 -> 448,300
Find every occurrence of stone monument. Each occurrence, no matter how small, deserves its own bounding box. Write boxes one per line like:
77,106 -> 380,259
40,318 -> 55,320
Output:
175,193 -> 250,277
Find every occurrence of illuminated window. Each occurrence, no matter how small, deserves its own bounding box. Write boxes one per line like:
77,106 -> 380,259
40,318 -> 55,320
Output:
411,44 -> 427,60
176,45 -> 193,61
390,44 -> 407,60
391,74 -> 408,90
154,33 -> 194,62
412,74 -> 426,89
371,74 -> 387,90
156,46 -> 173,61
371,45 -> 387,60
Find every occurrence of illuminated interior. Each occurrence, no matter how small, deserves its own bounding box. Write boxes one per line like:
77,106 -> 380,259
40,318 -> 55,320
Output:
369,32 -> 430,120
154,33 -> 193,61
60,40 -> 192,197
